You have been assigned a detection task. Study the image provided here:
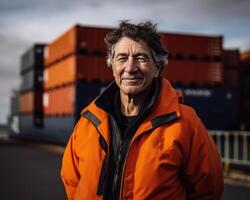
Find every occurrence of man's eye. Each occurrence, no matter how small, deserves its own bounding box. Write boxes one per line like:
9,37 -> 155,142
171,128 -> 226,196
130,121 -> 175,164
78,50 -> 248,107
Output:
137,56 -> 147,62
117,57 -> 127,62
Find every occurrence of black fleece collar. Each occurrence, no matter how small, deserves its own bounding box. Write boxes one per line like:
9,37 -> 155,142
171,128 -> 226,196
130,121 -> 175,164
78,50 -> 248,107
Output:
94,78 -> 161,118
95,81 -> 118,116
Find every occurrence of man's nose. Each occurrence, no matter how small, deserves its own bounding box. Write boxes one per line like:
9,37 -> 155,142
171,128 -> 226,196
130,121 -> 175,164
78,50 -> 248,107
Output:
125,57 -> 138,73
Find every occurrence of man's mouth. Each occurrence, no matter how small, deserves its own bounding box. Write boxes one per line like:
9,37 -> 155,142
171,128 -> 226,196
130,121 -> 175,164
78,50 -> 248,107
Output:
122,77 -> 142,81
122,78 -> 143,85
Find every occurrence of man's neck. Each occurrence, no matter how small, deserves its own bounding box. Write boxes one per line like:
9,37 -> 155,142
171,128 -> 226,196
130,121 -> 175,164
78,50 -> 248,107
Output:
120,88 -> 151,116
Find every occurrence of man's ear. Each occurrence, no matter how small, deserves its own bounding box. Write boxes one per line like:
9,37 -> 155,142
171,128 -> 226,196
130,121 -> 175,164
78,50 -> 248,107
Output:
153,65 -> 160,78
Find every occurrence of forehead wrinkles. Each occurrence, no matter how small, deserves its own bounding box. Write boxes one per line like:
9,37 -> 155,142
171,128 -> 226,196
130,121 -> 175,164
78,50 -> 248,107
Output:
113,39 -> 151,58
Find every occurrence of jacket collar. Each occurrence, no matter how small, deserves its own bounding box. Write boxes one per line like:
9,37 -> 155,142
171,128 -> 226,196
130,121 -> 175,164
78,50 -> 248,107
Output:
81,78 -> 182,138
82,78 -> 182,121
93,78 -> 160,117
145,78 -> 182,122
95,81 -> 118,116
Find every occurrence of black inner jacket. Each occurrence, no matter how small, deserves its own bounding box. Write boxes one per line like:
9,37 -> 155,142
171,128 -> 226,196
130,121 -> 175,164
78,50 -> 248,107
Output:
95,78 -> 161,200
114,91 -> 137,138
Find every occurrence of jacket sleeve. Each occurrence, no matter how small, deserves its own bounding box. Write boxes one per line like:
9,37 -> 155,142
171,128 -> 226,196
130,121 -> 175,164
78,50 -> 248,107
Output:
183,118 -> 224,200
61,122 -> 81,200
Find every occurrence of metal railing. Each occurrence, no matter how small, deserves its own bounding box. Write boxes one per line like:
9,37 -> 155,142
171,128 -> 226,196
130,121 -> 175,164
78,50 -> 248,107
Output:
210,131 -> 250,166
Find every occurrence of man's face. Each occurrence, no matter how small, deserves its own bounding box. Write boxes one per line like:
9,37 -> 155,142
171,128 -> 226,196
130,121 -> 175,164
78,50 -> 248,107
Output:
112,37 -> 159,98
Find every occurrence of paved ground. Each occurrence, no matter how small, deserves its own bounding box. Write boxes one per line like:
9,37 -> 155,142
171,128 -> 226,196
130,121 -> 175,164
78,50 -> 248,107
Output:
0,140 -> 249,200
0,142 -> 66,200
222,184 -> 250,200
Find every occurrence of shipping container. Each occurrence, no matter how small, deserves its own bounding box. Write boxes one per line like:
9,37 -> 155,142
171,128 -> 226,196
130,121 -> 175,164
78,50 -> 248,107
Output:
223,49 -> 240,68
163,60 -> 224,85
240,70 -> 250,97
161,33 -> 223,59
44,25 -> 112,66
224,69 -> 239,88
21,69 -> 43,92
240,50 -> 250,61
16,115 -> 75,143
44,82 -> 103,116
240,51 -> 250,71
176,86 -> 239,130
20,91 -> 43,114
44,56 -> 77,90
44,55 -> 112,90
10,90 -> 19,115
43,85 -> 75,115
77,55 -> 113,82
43,116 -> 76,143
21,44 -> 45,74
241,97 -> 250,113
45,25 -> 224,67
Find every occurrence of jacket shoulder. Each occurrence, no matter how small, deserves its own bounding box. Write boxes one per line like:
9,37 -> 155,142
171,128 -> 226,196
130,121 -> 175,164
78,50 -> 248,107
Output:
178,103 -> 205,133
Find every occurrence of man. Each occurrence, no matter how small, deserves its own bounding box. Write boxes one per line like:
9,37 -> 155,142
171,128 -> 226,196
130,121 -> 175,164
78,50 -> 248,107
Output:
61,21 -> 224,200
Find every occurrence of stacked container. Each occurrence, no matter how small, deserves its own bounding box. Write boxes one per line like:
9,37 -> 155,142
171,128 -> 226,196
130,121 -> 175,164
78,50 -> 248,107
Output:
44,25 -> 112,66
161,33 -> 224,86
241,51 -> 250,62
17,44 -> 45,138
175,85 -> 239,130
7,89 -> 20,135
239,51 -> 250,130
10,89 -> 20,117
223,49 -> 240,88
42,25 -> 113,142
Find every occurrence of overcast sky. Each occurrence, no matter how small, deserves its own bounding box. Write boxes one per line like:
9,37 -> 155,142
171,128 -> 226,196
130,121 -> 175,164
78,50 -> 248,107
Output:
0,0 -> 250,124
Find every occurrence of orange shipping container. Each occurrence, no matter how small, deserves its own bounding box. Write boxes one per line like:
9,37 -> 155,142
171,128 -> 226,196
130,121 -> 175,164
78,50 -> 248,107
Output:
77,55 -> 113,82
241,50 -> 250,61
44,25 -> 112,66
44,55 -> 113,90
161,33 -> 223,58
163,60 -> 224,85
20,91 -> 43,114
43,83 -> 102,115
43,85 -> 75,115
44,56 -> 76,90
45,24 -> 223,66
44,26 -> 77,67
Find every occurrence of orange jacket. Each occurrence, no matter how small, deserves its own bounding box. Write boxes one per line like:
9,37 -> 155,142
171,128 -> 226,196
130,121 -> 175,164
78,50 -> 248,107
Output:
61,78 -> 224,200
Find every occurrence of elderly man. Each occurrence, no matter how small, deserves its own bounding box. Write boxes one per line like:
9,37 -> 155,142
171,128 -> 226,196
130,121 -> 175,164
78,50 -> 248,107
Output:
61,21 -> 224,200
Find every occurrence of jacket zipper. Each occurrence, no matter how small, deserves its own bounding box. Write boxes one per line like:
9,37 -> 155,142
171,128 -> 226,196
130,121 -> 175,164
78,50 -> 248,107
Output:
82,110 -> 179,199
117,113 -> 180,199
112,114 -> 142,200
118,135 -> 137,199
113,119 -> 149,199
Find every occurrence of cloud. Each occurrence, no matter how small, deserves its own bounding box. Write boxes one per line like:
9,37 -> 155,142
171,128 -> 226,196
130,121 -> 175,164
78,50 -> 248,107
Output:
0,33 -> 26,123
0,32 -> 29,84
200,0 -> 250,17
